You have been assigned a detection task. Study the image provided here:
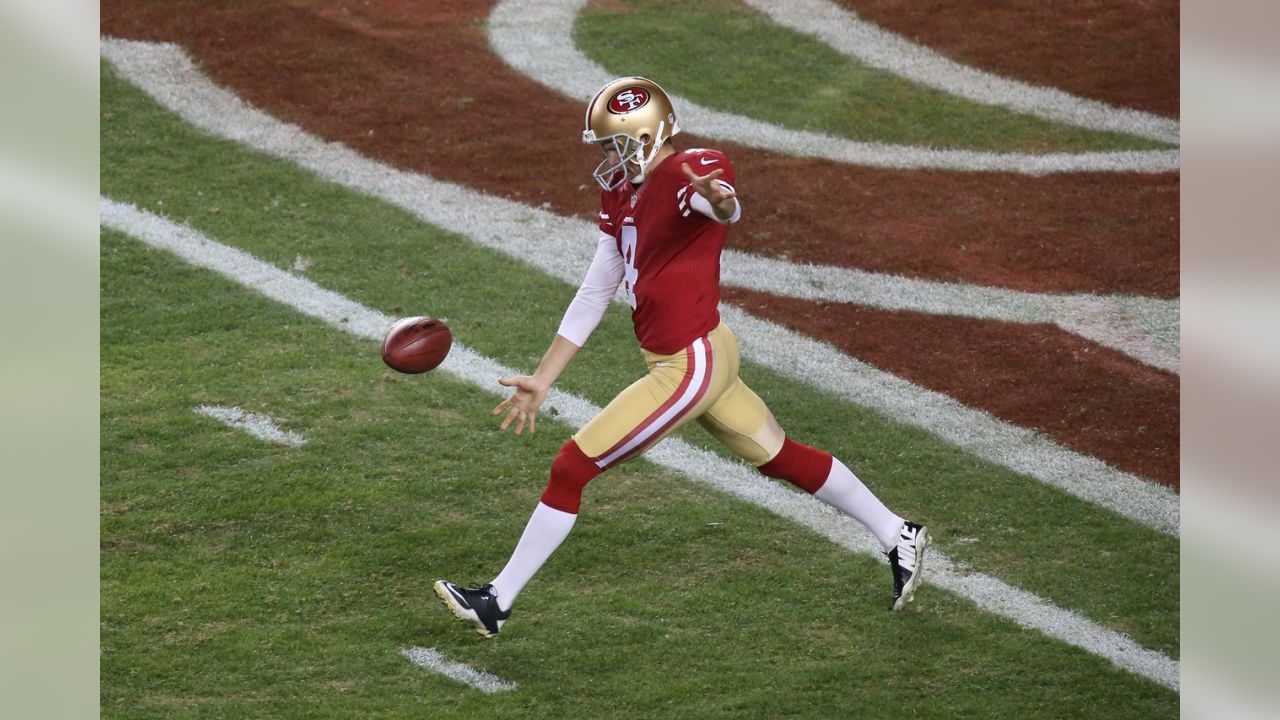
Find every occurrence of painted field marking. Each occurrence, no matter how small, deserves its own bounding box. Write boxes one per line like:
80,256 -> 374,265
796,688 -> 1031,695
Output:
100,198 -> 1179,690
401,647 -> 516,693
487,0 -> 1179,173
99,37 -> 1180,536
742,0 -> 1179,144
193,405 -> 306,447
100,31 -> 1180,372
724,255 -> 1179,374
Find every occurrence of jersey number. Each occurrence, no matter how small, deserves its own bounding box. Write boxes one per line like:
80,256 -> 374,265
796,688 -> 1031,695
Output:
621,225 -> 639,309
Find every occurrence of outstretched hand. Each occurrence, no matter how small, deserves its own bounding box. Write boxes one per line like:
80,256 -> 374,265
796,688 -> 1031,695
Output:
492,375 -> 549,436
681,163 -> 738,207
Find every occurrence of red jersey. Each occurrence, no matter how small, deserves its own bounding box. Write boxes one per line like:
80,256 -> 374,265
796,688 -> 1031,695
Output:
598,148 -> 736,355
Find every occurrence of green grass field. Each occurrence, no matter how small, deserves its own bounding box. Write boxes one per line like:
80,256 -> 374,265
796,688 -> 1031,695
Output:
576,0 -> 1171,153
100,45 -> 1178,720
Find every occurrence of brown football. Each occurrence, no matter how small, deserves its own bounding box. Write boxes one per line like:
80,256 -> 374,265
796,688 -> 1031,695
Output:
381,316 -> 452,374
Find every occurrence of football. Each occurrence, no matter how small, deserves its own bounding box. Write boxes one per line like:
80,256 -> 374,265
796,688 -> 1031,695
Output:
381,316 -> 452,373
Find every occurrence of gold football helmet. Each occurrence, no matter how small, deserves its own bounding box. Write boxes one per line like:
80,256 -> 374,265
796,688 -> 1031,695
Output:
582,76 -> 681,190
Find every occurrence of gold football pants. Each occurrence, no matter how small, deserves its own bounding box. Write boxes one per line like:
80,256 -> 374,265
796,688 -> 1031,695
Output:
573,322 -> 785,470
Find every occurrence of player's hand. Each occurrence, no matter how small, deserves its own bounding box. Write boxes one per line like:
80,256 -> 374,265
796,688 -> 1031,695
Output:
681,162 -> 737,206
492,375 -> 549,436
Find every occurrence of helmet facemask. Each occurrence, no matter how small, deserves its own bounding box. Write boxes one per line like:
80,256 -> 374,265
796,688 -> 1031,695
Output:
589,121 -> 667,191
582,77 -> 680,191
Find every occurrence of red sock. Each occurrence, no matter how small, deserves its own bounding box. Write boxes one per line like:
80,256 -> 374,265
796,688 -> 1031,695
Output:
757,438 -> 834,494
540,439 -> 602,514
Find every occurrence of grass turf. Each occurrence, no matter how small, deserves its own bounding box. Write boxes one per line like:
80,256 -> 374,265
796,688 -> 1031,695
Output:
100,61 -> 1177,718
574,0 -> 1171,154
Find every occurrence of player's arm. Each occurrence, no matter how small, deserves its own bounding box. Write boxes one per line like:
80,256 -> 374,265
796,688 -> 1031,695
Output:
491,335 -> 580,436
681,162 -> 740,223
557,233 -> 625,347
493,234 -> 624,435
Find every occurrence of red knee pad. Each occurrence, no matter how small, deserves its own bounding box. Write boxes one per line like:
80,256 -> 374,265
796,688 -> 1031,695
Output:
758,438 -> 833,494
540,439 -> 603,514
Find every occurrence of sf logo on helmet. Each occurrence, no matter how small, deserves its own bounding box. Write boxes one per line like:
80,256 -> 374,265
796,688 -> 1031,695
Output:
608,87 -> 650,114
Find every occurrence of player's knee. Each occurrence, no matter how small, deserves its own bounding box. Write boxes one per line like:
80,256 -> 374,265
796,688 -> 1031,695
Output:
757,437 -> 833,494
541,439 -> 603,514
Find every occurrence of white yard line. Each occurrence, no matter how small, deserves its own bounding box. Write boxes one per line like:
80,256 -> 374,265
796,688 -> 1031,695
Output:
401,647 -> 516,693
742,0 -> 1179,144
193,405 -> 306,447
486,0 -> 1179,174
99,37 -> 1180,536
99,197 -> 1180,690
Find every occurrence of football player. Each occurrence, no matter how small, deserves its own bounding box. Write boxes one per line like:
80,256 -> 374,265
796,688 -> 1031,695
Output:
435,77 -> 927,637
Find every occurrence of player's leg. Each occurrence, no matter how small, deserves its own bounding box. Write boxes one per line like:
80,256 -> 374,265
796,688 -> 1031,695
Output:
438,333 -> 733,636
436,441 -> 590,637
698,384 -> 928,610
695,325 -> 928,610
490,335 -> 732,607
694,378 -> 901,543
481,439 -> 598,613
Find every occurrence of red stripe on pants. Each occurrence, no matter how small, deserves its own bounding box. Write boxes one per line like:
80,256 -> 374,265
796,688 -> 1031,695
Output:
593,337 -> 711,469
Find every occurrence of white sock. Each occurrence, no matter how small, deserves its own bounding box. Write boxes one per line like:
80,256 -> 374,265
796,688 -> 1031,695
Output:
814,457 -> 904,551
489,502 -> 577,611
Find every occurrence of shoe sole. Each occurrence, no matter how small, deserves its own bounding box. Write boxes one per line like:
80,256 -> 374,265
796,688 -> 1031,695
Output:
432,580 -> 498,639
892,527 -> 929,612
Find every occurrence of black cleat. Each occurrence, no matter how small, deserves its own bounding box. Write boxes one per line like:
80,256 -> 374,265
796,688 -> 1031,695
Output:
433,580 -> 511,638
888,521 -> 929,611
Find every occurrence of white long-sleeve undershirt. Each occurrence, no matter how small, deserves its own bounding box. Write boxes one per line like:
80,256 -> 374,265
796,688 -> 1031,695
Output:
689,181 -> 742,224
556,233 -> 625,347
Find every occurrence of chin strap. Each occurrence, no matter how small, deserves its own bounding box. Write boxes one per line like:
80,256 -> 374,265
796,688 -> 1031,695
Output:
618,119 -> 668,186
638,120 -> 666,178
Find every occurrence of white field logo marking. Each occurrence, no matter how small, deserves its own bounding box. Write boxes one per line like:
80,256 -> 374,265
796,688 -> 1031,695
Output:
194,405 -> 305,447
741,0 -> 1179,144
487,0 -> 1179,173
401,647 -> 516,693
97,38 -> 1181,539
100,198 -> 1178,690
